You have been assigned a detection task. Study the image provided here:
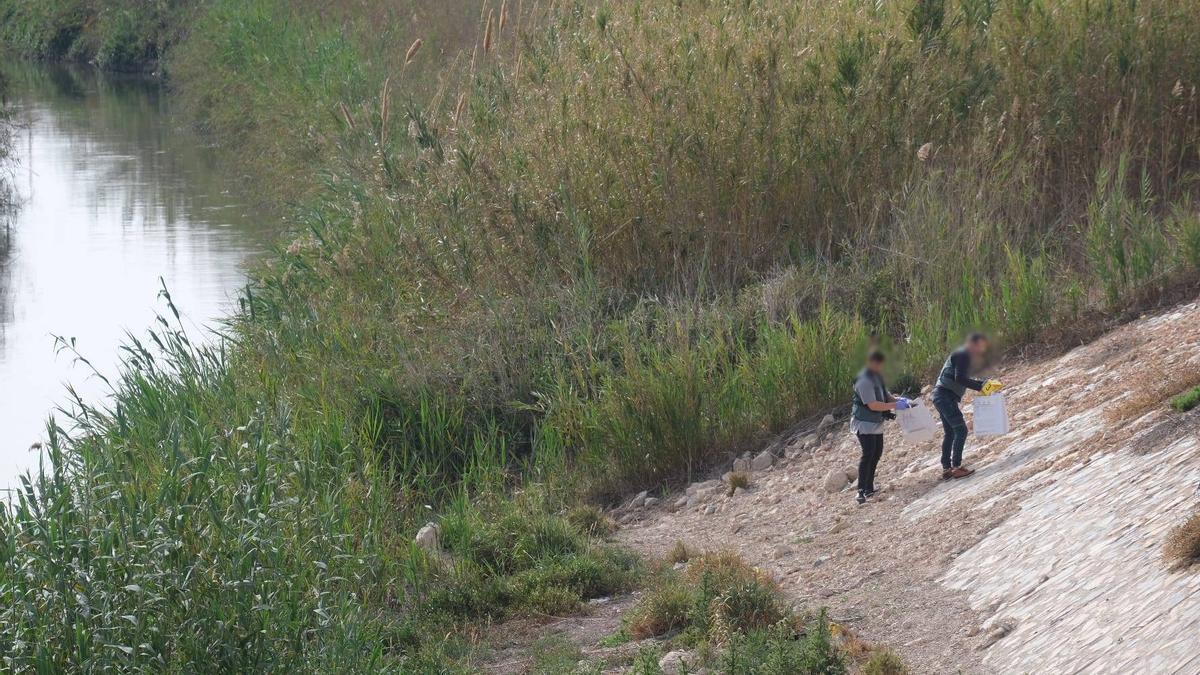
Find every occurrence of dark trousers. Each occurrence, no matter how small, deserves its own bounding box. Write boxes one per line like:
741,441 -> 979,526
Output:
856,433 -> 884,493
933,395 -> 968,468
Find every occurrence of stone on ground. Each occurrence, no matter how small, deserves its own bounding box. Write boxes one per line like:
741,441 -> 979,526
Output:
822,468 -> 850,493
414,522 -> 440,553
751,450 -> 775,471
659,650 -> 697,675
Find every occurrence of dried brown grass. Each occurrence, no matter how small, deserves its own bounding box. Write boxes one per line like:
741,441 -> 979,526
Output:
1106,368 -> 1200,424
1164,511 -> 1200,569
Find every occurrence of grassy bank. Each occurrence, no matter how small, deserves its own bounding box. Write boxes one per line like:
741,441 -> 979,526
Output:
3,0 -> 1200,670
0,0 -> 190,70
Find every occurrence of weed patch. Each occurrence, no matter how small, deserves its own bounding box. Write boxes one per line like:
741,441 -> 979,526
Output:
1164,511 -> 1200,568
1170,386 -> 1200,413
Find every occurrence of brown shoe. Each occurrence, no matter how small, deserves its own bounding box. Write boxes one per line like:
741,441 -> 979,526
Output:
941,468 -> 954,480
950,467 -> 975,479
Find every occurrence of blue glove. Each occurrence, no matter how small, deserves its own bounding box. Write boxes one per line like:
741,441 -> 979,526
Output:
895,397 -> 911,411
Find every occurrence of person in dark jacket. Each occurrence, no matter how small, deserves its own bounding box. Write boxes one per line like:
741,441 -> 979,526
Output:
851,350 -> 910,504
931,333 -> 1000,479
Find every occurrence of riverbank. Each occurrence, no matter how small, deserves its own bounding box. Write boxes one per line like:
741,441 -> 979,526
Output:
0,0 -> 178,71
3,0 -> 1200,671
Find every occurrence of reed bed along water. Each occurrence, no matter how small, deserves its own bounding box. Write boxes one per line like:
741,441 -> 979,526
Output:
3,0 -> 1200,670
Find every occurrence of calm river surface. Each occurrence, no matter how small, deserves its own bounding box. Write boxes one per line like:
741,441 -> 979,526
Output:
0,64 -> 268,489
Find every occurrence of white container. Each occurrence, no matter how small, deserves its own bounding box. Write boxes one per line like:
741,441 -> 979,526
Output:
898,401 -> 938,444
972,393 -> 1010,436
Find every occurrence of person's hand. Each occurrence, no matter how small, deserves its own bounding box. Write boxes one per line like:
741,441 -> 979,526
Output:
982,379 -> 1004,395
895,397 -> 912,411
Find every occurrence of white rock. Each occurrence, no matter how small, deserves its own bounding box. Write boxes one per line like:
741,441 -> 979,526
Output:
751,450 -> 775,472
659,650 -> 697,675
822,469 -> 850,493
414,522 -> 440,553
674,496 -> 689,510
733,486 -> 747,497
818,413 -> 836,430
843,466 -> 858,482
628,490 -> 649,509
705,504 -> 717,515
732,457 -> 752,473
644,497 -> 660,508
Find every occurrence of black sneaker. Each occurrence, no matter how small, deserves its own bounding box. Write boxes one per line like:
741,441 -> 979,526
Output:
856,490 -> 867,505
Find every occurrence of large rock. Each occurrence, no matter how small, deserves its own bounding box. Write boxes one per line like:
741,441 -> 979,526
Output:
659,650 -> 697,675
414,522 -> 440,553
843,466 -> 858,482
822,469 -> 850,493
751,450 -> 775,472
818,413 -> 836,430
628,490 -> 649,509
732,457 -> 752,473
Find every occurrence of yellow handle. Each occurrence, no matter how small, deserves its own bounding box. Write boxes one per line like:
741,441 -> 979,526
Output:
982,379 -> 1004,395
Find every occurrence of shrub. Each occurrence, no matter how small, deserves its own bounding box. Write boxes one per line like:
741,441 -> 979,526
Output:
721,613 -> 847,675
628,578 -> 694,639
726,471 -> 751,496
567,504 -> 617,539
1164,511 -> 1200,568
863,648 -> 910,675
1170,386 -> 1200,413
666,539 -> 693,565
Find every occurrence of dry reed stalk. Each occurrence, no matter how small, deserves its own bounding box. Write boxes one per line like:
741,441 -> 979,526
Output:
455,92 -> 468,125
338,102 -> 356,130
380,77 -> 391,144
499,0 -> 508,34
484,10 -> 495,53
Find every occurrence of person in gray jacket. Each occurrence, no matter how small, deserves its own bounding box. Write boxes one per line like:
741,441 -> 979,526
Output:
931,332 -> 1000,479
851,350 -> 910,504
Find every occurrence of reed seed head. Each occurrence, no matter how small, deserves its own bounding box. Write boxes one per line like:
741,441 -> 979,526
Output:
406,38 -> 424,65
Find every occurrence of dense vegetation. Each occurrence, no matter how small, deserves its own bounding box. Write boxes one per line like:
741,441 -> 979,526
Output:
3,0 -> 1200,670
0,0 -> 191,70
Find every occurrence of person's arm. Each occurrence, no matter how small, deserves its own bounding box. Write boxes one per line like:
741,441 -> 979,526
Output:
857,378 -> 897,411
854,374 -> 902,413
951,351 -> 986,392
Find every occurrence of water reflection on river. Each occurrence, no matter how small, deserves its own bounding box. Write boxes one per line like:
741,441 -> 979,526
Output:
0,64 -> 268,489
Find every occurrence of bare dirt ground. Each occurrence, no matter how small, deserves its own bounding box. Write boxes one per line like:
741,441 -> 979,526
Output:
481,296 -> 1200,673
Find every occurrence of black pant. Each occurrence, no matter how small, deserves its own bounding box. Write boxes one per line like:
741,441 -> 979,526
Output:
856,433 -> 884,493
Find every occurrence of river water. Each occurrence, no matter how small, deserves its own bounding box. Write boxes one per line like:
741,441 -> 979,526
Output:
0,64 -> 268,489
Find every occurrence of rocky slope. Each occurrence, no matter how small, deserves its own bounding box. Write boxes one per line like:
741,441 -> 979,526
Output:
615,297 -> 1200,673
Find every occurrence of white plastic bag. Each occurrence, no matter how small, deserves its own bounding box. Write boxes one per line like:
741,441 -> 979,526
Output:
897,401 -> 938,444
972,393 -> 1010,436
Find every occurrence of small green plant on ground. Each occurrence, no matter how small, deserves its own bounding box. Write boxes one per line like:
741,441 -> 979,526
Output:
666,539 -> 694,564
1164,511 -> 1200,568
1170,386 -> 1200,413
567,504 -> 617,539
527,635 -> 587,675
863,648 -> 911,675
623,552 -> 897,673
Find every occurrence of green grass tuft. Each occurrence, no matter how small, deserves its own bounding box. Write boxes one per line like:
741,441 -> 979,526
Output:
1170,386 -> 1200,413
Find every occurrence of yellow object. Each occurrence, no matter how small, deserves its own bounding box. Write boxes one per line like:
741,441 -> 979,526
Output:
982,379 -> 1004,395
